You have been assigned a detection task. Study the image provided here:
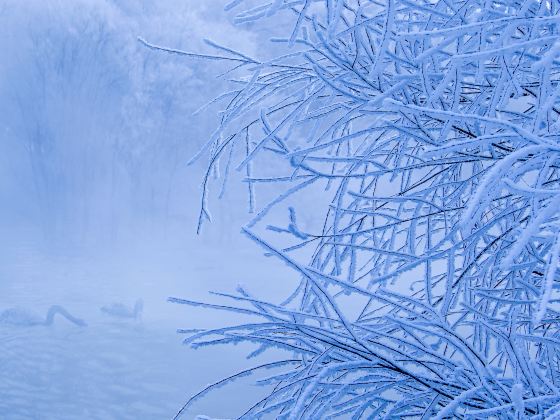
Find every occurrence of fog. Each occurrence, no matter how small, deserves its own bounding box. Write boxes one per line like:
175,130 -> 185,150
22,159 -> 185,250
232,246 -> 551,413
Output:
0,1 -> 294,418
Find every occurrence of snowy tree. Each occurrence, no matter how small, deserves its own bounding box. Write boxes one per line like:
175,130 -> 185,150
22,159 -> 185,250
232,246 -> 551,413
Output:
0,0 -> 132,235
0,0 -> 231,241
158,0 -> 560,417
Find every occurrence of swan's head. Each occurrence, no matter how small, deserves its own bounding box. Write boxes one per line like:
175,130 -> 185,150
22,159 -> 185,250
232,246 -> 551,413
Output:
74,318 -> 88,327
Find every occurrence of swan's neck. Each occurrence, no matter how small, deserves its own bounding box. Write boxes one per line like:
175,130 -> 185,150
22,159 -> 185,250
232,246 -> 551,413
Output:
45,305 -> 85,326
133,300 -> 143,318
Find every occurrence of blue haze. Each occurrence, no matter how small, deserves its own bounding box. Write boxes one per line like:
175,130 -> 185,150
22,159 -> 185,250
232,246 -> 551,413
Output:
4,0 -> 560,419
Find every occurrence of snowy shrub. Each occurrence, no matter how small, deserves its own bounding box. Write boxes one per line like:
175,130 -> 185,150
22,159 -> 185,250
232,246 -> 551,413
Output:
159,0 -> 560,417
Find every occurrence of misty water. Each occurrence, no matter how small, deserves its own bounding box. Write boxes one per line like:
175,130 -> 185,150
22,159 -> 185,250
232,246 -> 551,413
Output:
0,223 -> 295,419
0,1 -> 294,418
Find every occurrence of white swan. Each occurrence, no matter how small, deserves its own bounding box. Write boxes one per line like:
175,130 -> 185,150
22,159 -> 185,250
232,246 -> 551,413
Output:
0,305 -> 87,327
100,299 -> 143,320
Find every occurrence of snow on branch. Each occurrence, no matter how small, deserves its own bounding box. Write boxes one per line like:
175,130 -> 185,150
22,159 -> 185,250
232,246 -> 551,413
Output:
155,0 -> 560,417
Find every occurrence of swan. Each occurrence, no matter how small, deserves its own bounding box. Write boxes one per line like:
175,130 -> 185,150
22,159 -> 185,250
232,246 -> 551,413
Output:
100,299 -> 143,320
0,305 -> 87,327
